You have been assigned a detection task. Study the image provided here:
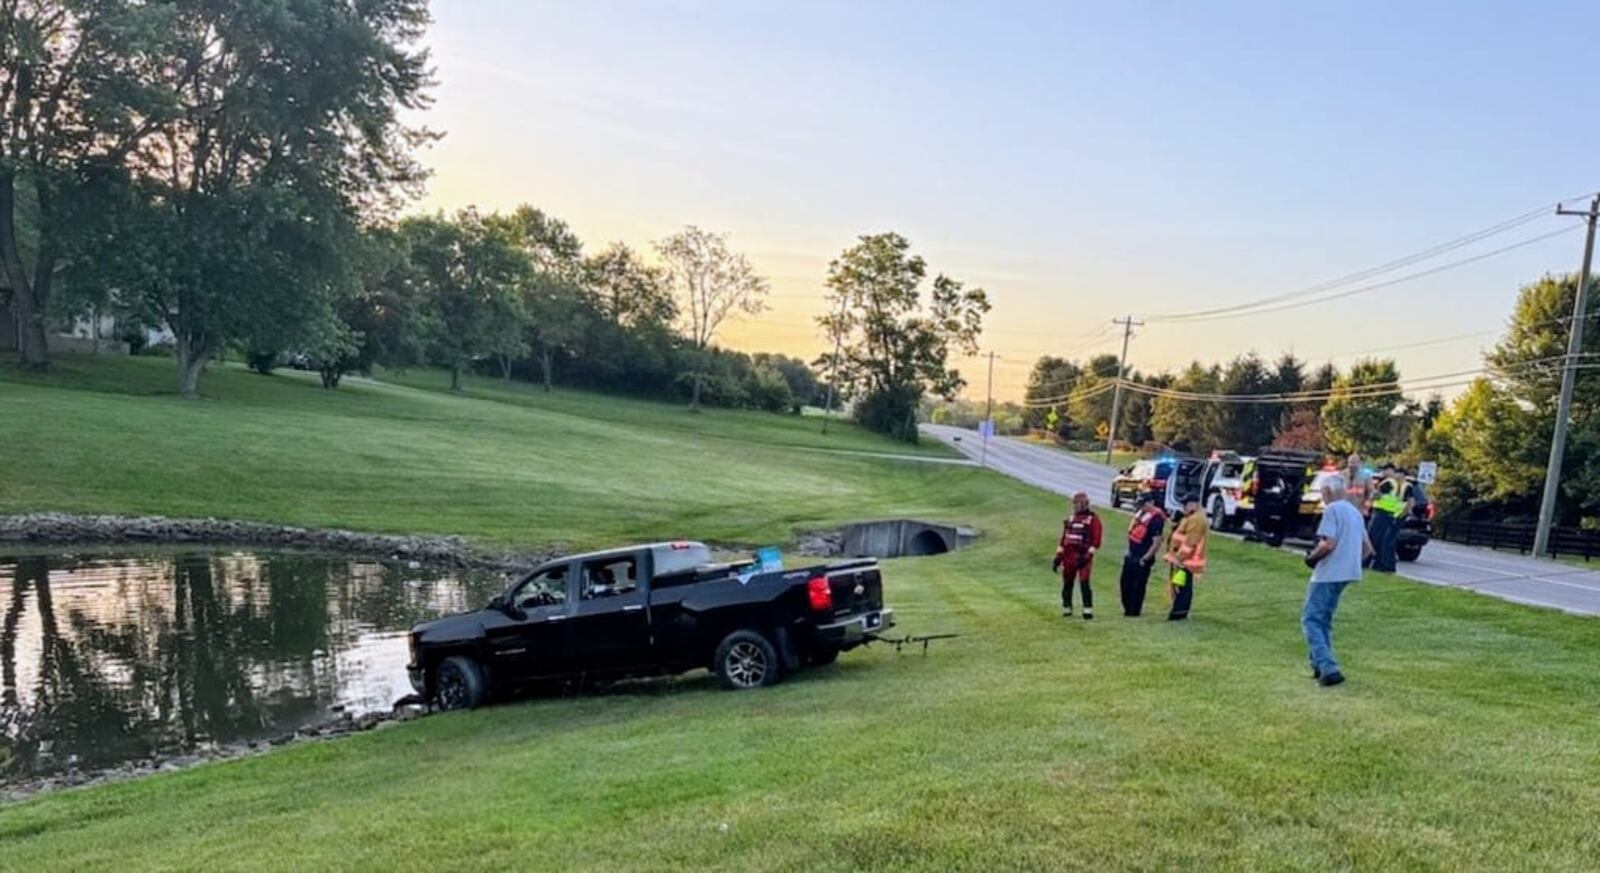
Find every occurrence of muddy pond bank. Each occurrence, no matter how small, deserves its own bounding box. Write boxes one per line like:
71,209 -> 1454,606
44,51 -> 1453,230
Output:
0,513 -> 561,571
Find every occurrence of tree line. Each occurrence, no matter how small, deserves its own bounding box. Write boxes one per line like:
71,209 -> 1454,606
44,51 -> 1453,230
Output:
1015,273 -> 1598,526
2,3 -> 989,436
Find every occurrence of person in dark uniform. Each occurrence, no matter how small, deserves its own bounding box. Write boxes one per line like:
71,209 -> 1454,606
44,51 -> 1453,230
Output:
1367,464 -> 1405,572
1052,492 -> 1103,620
1119,493 -> 1166,616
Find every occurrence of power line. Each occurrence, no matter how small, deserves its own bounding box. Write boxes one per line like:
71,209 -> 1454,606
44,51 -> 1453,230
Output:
1147,224 -> 1583,324
1143,194 -> 1595,323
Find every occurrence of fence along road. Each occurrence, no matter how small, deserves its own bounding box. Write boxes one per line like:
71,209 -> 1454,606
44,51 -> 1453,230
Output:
921,424 -> 1600,617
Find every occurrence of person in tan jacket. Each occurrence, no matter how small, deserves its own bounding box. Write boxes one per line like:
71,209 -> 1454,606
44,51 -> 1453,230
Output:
1164,495 -> 1210,621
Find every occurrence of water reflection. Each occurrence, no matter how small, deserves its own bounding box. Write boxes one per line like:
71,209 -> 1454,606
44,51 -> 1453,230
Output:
0,550 -> 504,782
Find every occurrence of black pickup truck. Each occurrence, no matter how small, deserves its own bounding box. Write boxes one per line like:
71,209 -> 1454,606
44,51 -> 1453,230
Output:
408,541 -> 894,709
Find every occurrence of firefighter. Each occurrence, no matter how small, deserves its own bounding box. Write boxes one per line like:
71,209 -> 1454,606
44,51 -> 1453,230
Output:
1119,492 -> 1166,616
1368,463 -> 1405,572
1344,453 -> 1372,515
1052,491 -> 1103,619
1164,494 -> 1210,620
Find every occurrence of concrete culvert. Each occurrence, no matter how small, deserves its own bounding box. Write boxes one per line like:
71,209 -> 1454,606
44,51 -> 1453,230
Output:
840,520 -> 974,559
907,529 -> 949,556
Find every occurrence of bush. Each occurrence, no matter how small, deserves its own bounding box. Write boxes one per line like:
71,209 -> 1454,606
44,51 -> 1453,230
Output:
246,348 -> 279,375
853,385 -> 924,443
745,365 -> 795,414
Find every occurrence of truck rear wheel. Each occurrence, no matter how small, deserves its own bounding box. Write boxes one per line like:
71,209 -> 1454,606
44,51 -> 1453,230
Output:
433,655 -> 487,711
714,630 -> 782,690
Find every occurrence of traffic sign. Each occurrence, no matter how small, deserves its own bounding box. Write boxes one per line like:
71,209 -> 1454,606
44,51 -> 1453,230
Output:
1417,461 -> 1438,484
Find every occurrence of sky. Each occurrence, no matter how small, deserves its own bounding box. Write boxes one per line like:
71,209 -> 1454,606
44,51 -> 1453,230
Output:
411,0 -> 1600,402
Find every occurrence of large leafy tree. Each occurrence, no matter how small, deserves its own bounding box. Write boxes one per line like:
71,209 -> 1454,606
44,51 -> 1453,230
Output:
1151,362 -> 1222,450
1068,353 -> 1122,441
818,233 -> 989,441
1,1 -> 174,369
586,242 -> 674,328
1433,273 -> 1600,523
1321,358 -> 1401,456
1022,356 -> 1083,433
401,211 -> 529,392
656,225 -> 769,411
489,207 -> 593,390
84,0 -> 434,396
1214,353 -> 1278,450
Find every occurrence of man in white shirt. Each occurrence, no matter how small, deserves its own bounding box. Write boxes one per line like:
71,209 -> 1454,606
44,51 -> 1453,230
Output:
1301,473 -> 1375,687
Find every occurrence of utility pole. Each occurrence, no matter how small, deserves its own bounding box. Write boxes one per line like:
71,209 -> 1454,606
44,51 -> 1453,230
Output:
1105,315 -> 1143,465
981,350 -> 996,468
1534,195 -> 1600,556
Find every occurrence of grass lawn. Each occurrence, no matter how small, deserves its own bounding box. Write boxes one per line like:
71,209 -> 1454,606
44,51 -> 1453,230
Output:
3,355 -> 1599,870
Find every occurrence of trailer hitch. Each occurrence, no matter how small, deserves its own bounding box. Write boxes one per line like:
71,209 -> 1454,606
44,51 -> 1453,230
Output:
868,632 -> 961,655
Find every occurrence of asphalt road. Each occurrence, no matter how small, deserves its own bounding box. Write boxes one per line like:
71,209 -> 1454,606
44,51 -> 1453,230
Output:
923,425 -> 1600,617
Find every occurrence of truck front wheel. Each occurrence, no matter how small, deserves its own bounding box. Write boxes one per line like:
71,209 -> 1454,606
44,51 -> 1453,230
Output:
433,655 -> 488,711
714,630 -> 782,690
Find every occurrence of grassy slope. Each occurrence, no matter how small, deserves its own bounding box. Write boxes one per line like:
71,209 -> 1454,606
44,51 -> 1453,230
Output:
0,357 -> 959,549
2,356 -> 1599,871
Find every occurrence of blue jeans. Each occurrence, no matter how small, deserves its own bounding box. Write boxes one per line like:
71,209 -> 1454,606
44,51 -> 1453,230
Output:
1302,581 -> 1352,676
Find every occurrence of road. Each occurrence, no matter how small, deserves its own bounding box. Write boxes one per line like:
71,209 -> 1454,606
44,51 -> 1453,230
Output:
923,425 -> 1600,617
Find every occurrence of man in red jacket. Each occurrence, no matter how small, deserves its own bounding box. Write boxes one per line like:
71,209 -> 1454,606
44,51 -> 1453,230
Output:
1052,491 -> 1104,620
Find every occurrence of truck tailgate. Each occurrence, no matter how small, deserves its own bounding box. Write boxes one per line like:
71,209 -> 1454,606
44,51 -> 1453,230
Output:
823,564 -> 883,618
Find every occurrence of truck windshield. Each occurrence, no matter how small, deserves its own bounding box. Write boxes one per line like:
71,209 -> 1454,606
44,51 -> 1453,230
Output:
514,566 -> 569,609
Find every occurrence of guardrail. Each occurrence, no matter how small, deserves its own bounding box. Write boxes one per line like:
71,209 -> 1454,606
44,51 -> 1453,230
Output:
1435,519 -> 1600,561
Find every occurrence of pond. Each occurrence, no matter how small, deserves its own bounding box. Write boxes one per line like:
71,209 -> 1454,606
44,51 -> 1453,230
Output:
0,549 -> 506,784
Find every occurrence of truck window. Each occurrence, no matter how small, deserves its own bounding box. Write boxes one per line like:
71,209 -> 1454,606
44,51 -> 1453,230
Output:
581,557 -> 639,600
514,565 -> 569,609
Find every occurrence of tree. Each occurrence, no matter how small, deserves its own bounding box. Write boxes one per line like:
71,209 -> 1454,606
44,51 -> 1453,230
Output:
1151,362 -> 1222,450
1321,358 -> 1402,456
586,242 -> 674,328
1215,354 -> 1278,450
656,226 -> 769,411
490,207 -> 594,389
1069,354 -> 1121,441
88,0 -> 432,396
1,2 -> 175,369
817,233 -> 989,442
402,212 -> 529,392
744,364 -> 795,413
1022,356 -> 1083,433
1274,408 -> 1328,450
1433,273 -> 1600,524
754,353 -> 820,411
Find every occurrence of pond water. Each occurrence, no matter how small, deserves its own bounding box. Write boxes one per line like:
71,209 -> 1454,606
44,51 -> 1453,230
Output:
0,549 -> 505,784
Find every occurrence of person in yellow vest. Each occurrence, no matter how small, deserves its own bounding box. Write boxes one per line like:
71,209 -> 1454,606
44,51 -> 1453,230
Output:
1367,463 -> 1405,572
1164,494 -> 1209,621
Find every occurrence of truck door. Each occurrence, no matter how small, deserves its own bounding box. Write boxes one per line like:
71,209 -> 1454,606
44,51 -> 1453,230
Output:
488,563 -> 575,680
569,553 -> 652,674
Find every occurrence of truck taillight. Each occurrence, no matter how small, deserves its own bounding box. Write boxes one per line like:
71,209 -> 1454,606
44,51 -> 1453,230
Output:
807,576 -> 832,612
